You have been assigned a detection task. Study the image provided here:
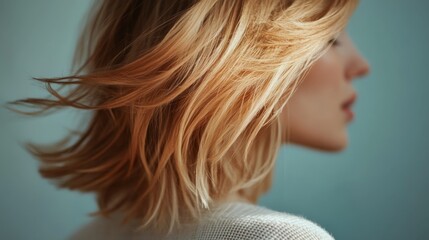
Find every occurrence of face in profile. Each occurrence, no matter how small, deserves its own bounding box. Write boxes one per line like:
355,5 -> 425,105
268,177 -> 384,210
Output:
281,30 -> 370,151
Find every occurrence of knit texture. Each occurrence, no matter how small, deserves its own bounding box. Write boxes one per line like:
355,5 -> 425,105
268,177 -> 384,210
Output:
70,202 -> 335,240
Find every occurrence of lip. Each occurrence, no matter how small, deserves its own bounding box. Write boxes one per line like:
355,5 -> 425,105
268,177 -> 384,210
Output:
342,92 -> 357,121
342,92 -> 357,109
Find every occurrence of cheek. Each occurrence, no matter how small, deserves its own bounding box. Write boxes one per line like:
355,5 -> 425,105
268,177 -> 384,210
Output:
281,53 -> 347,150
290,52 -> 343,115
296,57 -> 343,110
303,49 -> 343,90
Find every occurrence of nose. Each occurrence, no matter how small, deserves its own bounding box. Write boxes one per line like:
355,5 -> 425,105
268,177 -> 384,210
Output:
353,52 -> 370,78
344,36 -> 371,80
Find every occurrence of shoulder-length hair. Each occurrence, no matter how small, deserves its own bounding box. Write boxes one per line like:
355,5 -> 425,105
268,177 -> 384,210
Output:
12,0 -> 358,233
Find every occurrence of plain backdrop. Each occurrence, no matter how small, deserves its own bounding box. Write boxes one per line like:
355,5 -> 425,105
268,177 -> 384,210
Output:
1,0 -> 428,239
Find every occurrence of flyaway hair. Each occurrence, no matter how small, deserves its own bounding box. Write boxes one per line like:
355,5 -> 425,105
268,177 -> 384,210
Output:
10,0 -> 358,233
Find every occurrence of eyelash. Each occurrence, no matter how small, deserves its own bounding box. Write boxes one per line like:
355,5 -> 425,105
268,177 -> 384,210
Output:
328,38 -> 340,46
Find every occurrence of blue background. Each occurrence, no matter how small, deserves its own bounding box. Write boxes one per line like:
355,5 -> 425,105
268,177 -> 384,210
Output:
1,0 -> 428,239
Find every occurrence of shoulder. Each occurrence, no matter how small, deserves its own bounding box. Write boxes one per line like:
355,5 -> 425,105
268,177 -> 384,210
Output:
68,202 -> 335,240
68,213 -> 147,240
190,202 -> 335,240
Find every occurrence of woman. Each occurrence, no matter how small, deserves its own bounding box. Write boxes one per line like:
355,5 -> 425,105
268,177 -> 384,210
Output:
12,0 -> 370,239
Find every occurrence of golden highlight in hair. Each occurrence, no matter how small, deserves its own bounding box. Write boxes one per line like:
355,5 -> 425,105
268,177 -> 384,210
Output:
10,0 -> 358,233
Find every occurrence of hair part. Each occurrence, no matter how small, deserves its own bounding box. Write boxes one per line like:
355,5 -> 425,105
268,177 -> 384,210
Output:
11,0 -> 358,233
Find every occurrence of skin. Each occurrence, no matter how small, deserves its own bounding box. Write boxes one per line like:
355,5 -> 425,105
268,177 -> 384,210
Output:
281,30 -> 371,151
225,30 -> 371,204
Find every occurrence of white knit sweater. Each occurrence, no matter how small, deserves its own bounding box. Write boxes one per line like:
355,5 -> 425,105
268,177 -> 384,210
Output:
69,202 -> 335,240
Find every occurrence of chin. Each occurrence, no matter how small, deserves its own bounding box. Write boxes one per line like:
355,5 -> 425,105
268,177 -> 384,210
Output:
283,133 -> 349,152
309,134 -> 349,152
314,141 -> 348,152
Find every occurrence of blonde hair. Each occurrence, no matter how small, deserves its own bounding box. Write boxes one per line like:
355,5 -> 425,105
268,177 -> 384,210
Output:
11,0 -> 358,233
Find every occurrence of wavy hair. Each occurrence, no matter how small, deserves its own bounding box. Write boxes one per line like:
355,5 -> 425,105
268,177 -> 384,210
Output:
11,0 -> 358,233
